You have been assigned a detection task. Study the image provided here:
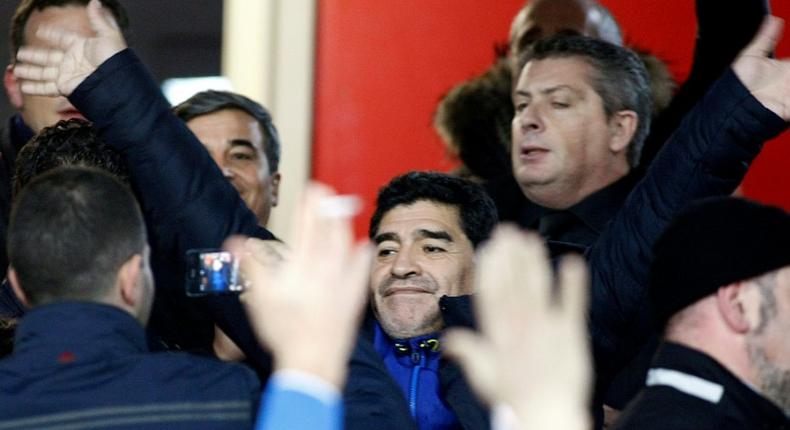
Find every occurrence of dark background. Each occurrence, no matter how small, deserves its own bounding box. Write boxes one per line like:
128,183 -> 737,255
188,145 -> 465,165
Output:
0,0 -> 223,120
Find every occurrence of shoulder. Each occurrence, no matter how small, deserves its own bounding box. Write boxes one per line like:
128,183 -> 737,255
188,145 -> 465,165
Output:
614,386 -> 720,430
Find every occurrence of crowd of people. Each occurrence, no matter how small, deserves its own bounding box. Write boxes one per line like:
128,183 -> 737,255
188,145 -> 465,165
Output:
0,0 -> 788,429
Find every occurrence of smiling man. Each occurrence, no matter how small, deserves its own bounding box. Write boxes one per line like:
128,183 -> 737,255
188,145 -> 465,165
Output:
174,90 -> 281,227
343,171 -> 496,430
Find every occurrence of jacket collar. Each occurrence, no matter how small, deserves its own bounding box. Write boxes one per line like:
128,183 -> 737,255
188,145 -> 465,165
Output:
13,301 -> 148,360
652,342 -> 789,425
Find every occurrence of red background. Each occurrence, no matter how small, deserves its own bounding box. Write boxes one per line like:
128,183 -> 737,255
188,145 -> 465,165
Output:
312,1 -> 790,236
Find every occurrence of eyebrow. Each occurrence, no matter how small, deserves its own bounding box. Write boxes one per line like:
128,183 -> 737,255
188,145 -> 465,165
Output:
374,232 -> 398,244
373,229 -> 454,244
416,229 -> 453,242
514,85 -> 580,99
229,139 -> 256,150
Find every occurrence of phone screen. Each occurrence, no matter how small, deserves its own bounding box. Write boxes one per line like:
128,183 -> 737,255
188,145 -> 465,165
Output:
185,250 -> 242,296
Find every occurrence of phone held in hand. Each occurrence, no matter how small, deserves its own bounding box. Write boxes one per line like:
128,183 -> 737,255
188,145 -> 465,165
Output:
185,249 -> 243,297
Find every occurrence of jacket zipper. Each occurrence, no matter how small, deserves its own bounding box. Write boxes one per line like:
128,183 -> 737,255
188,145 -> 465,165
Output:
408,348 -> 426,418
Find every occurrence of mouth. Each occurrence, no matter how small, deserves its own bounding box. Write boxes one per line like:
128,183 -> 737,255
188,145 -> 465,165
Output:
519,145 -> 549,161
384,286 -> 432,297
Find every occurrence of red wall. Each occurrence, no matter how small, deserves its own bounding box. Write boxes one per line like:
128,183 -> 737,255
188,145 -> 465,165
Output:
312,0 -> 790,236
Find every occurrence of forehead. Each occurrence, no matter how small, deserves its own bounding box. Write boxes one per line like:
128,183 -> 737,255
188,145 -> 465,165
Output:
26,5 -> 94,46
186,109 -> 264,142
516,56 -> 596,95
377,200 -> 467,240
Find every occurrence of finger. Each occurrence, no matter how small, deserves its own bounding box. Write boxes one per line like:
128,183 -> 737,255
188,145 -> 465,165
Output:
443,329 -> 498,403
475,225 -> 536,338
16,47 -> 64,67
342,242 -> 374,319
19,81 -> 59,96
35,26 -> 80,51
740,16 -> 784,58
556,254 -> 589,326
88,0 -> 121,35
13,64 -> 59,82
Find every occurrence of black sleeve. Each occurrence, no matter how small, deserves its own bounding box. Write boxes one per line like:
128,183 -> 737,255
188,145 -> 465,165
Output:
69,49 -> 274,376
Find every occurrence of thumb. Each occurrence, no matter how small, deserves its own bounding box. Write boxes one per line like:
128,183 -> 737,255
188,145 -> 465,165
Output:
739,15 -> 783,59
87,0 -> 121,35
443,329 -> 498,404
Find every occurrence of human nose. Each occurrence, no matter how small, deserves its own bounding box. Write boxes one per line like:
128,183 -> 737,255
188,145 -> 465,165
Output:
391,246 -> 420,278
516,103 -> 544,134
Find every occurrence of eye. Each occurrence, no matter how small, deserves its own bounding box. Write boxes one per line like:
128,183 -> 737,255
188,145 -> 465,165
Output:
423,245 -> 446,254
514,101 -> 528,113
377,248 -> 397,258
229,151 -> 255,161
551,101 -> 569,109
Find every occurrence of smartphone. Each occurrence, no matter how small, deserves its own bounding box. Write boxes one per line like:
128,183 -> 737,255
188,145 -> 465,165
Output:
185,249 -> 243,297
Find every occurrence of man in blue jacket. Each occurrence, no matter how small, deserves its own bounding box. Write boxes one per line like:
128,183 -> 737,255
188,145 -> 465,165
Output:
12,2 -> 790,429
0,167 -> 261,429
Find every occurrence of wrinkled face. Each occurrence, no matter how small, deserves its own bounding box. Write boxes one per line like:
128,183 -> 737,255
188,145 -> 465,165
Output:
5,6 -> 91,132
186,109 -> 280,226
512,57 -> 625,209
370,200 -> 475,339
746,266 -> 790,415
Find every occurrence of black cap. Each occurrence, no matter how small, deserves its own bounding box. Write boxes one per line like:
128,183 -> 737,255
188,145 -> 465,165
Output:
650,197 -> 790,328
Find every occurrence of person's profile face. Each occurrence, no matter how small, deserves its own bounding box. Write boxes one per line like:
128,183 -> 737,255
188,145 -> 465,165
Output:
369,200 -> 475,339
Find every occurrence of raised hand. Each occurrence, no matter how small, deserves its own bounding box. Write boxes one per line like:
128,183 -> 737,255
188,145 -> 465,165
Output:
13,0 -> 126,97
732,16 -> 790,120
226,184 -> 371,389
443,225 -> 591,430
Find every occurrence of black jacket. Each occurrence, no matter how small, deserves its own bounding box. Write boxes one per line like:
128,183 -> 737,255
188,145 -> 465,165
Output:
69,50 -> 786,430
613,342 -> 789,430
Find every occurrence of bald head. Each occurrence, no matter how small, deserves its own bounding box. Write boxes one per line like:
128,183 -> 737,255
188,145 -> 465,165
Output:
510,0 -> 622,74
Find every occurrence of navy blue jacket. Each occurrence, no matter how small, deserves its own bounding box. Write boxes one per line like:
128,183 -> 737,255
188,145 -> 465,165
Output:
68,50 -> 785,430
70,51 -> 276,375
0,302 -> 260,429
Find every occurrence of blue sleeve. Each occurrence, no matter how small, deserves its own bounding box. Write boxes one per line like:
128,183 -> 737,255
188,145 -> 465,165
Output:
257,375 -> 343,430
588,69 -> 787,393
68,49 -> 275,375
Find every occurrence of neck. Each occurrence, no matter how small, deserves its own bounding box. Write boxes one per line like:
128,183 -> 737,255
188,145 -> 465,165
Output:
520,164 -> 629,210
666,330 -> 757,387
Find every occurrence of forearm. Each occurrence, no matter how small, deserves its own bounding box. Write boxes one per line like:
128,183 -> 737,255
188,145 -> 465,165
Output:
590,68 -> 787,385
69,49 -> 274,254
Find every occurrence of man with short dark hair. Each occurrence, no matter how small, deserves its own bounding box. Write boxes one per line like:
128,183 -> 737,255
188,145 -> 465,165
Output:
174,90 -> 281,227
512,35 -> 651,211
0,167 -> 260,428
0,0 -> 129,271
613,197 -> 790,429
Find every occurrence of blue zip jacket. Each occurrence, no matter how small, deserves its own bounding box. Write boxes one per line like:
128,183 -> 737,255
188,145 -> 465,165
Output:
0,301 -> 260,429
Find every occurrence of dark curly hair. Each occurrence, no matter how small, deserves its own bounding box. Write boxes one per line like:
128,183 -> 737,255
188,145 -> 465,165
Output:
13,119 -> 129,197
369,171 -> 498,248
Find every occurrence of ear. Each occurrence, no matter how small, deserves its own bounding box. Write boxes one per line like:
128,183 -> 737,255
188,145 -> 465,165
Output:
4,65 -> 23,110
607,110 -> 638,154
7,267 -> 29,307
117,254 -> 143,308
270,172 -> 281,207
716,282 -> 753,334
